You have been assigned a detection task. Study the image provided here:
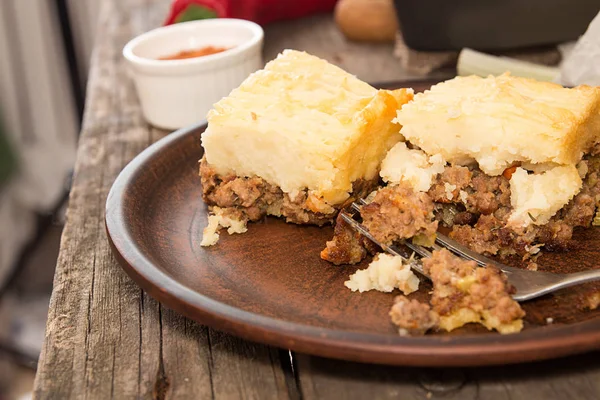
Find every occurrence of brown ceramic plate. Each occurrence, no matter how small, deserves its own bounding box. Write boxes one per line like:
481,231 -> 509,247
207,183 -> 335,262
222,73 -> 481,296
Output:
106,83 -> 600,367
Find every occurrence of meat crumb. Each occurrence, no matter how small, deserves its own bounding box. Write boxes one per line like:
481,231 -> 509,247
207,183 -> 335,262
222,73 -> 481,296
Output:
546,317 -> 554,324
586,291 -> 600,310
320,213 -> 366,265
389,295 -> 439,336
361,183 -> 438,246
526,262 -> 539,271
428,166 -> 471,203
423,249 -> 525,334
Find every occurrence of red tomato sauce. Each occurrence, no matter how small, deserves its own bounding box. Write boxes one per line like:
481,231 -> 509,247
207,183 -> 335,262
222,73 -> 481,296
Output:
159,46 -> 229,60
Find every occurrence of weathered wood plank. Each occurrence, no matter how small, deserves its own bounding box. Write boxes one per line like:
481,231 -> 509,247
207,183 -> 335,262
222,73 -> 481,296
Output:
206,330 -> 289,399
34,1 -> 289,398
297,352 -> 600,400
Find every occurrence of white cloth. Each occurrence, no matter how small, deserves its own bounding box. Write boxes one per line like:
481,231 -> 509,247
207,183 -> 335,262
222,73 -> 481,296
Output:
559,11 -> 600,86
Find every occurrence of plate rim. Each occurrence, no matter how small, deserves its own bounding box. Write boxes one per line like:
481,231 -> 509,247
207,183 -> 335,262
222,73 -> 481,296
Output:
105,122 -> 600,367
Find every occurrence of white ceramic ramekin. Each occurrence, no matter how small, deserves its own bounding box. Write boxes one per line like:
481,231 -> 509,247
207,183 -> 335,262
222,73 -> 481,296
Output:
123,19 -> 263,130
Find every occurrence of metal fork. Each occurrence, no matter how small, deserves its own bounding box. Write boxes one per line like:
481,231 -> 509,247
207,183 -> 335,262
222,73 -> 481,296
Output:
342,201 -> 600,302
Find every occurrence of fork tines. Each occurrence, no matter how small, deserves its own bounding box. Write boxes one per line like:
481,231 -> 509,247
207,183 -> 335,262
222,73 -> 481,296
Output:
340,207 -> 428,276
344,200 -> 518,276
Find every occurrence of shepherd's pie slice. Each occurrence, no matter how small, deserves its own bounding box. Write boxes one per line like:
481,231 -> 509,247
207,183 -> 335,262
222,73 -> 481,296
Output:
200,50 -> 412,244
395,73 -> 600,175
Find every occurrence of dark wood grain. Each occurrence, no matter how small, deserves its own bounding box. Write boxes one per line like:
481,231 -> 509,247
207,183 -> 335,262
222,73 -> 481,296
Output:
33,0 -> 290,398
297,352 -> 600,399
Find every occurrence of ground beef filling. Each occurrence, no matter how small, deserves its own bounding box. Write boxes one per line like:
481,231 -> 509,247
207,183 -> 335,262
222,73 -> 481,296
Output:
200,157 -> 378,226
429,165 -> 512,219
442,157 -> 600,258
361,183 -> 438,246
321,155 -> 600,265
320,183 -> 438,265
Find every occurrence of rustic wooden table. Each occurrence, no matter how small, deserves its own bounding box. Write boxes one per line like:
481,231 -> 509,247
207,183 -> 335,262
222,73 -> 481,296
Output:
33,0 -> 600,398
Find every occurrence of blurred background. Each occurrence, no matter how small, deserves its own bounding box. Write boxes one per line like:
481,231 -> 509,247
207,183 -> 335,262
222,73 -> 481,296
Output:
1,1 -> 97,399
0,0 -> 597,398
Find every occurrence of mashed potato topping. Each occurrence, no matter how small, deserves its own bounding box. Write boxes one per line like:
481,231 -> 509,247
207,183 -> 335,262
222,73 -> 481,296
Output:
508,165 -> 582,228
380,142 -> 445,192
202,50 -> 413,208
345,253 -> 419,294
395,73 -> 600,176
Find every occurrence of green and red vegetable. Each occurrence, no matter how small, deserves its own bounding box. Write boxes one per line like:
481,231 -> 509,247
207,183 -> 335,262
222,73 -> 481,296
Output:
164,0 -> 338,26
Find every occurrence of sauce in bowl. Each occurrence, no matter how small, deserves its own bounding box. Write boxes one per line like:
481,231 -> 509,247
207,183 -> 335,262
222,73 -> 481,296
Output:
159,46 -> 230,60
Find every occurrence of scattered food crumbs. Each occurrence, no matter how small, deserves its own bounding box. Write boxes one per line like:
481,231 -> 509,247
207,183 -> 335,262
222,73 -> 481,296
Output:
546,317 -> 554,324
345,253 -> 419,294
250,112 -> 257,121
201,207 -> 248,246
587,292 -> 600,310
524,244 -> 541,256
444,182 -> 456,200
390,295 -> 439,336
526,262 -> 539,271
420,249 -> 525,334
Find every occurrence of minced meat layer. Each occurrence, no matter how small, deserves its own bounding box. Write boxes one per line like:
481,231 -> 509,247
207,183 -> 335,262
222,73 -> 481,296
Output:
441,156 -> 600,258
361,183 -> 438,246
321,155 -> 600,265
199,157 -> 378,226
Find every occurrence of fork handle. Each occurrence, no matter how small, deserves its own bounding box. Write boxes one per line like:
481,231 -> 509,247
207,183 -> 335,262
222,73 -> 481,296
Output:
534,269 -> 600,301
512,268 -> 600,302
560,269 -> 600,289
